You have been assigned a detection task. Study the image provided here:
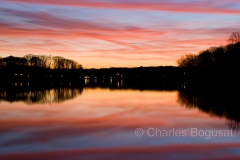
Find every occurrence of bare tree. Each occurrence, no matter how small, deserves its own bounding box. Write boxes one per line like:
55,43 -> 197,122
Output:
29,56 -> 43,67
52,56 -> 65,69
24,55 -> 52,68
2,54 -> 82,70
177,54 -> 198,67
3,56 -> 27,68
24,54 -> 34,65
38,55 -> 51,68
227,32 -> 240,44
52,56 -> 82,69
77,64 -> 83,69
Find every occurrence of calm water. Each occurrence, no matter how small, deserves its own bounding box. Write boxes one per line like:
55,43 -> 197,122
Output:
1,84 -> 240,160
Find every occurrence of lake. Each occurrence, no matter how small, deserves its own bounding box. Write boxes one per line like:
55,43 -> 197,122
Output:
0,81 -> 240,160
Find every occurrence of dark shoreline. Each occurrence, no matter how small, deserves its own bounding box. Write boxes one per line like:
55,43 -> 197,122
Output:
1,66 -> 239,84
0,79 -> 239,131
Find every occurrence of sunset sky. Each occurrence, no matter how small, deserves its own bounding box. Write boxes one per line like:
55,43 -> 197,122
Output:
1,0 -> 240,68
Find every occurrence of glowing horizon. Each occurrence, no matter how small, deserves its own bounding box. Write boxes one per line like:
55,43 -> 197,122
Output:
1,0 -> 240,68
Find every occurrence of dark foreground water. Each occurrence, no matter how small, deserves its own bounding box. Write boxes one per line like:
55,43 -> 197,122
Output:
0,81 -> 240,160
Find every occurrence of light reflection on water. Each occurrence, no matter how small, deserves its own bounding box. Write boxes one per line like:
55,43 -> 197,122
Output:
0,85 -> 240,160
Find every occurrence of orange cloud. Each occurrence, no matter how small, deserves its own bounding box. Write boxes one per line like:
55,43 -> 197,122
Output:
0,3 -> 234,67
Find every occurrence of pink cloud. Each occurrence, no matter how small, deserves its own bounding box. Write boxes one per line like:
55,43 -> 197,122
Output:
7,0 -> 240,14
0,3 -> 235,67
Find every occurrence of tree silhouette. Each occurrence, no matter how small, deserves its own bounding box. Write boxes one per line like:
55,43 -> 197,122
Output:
177,54 -> 198,67
0,57 -> 3,67
2,56 -> 28,68
52,56 -> 82,69
52,56 -> 66,69
227,32 -> 240,44
197,49 -> 213,68
24,54 -> 51,68
177,33 -> 240,69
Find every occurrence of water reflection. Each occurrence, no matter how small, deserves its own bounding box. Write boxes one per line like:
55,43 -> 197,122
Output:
0,80 -> 180,104
1,80 -> 239,130
178,87 -> 240,130
1,81 -> 240,159
0,85 -> 83,104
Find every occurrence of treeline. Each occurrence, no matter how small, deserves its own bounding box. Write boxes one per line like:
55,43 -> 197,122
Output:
0,55 -> 83,80
0,54 -> 82,69
1,32 -> 240,83
176,32 -> 240,82
177,32 -> 240,68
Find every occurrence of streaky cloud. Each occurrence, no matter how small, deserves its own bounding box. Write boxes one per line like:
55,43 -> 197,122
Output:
7,0 -> 240,14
